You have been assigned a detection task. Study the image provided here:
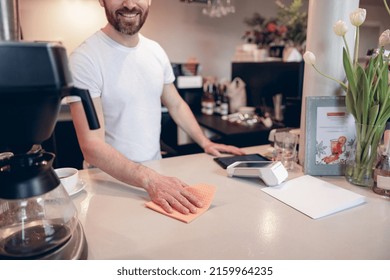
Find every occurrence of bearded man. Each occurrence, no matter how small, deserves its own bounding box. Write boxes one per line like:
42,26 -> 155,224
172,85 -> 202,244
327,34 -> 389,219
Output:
68,0 -> 244,214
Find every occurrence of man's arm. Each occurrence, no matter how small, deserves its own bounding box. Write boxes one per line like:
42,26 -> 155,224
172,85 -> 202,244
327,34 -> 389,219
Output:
69,98 -> 202,214
161,83 -> 245,156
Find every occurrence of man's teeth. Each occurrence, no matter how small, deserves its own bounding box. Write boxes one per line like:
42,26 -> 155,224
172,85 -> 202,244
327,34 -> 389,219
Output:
121,13 -> 138,18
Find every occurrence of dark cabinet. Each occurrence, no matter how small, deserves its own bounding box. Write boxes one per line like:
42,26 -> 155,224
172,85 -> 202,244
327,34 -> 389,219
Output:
160,87 -> 205,157
232,61 -> 304,128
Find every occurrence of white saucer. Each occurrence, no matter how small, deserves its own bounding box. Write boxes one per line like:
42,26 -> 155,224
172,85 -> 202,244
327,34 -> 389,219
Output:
67,179 -> 87,196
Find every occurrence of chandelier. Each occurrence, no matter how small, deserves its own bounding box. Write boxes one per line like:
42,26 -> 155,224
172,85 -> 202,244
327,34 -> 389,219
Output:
202,0 -> 235,18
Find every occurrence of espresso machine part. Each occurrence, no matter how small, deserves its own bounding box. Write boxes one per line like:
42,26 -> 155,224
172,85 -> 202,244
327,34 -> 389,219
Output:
0,41 -> 100,260
0,0 -> 21,41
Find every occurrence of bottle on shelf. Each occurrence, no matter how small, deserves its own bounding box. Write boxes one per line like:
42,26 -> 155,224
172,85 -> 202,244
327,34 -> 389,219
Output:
201,82 -> 215,116
219,84 -> 229,116
214,83 -> 221,115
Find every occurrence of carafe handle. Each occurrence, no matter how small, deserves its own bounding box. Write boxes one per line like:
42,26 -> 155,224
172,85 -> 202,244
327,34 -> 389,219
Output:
68,87 -> 100,130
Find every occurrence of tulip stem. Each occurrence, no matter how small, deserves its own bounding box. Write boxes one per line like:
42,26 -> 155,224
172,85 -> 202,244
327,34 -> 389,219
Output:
384,0 -> 390,17
354,27 -> 360,67
312,65 -> 348,91
342,35 -> 351,62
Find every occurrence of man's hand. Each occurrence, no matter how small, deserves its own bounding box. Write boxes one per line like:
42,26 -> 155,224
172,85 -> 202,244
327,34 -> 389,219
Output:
142,169 -> 203,215
203,142 -> 246,157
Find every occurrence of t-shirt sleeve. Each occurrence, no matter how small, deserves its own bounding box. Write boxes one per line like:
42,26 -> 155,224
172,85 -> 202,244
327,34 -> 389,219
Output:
159,47 -> 175,85
69,50 -> 102,100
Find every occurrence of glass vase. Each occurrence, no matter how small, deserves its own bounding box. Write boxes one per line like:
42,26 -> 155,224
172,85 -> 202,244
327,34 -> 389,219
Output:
345,122 -> 386,187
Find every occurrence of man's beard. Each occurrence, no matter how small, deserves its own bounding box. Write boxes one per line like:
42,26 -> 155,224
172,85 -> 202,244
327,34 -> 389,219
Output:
104,5 -> 149,35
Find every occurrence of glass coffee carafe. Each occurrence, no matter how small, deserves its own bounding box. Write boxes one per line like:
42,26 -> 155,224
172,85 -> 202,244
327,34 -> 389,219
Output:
0,152 -> 80,259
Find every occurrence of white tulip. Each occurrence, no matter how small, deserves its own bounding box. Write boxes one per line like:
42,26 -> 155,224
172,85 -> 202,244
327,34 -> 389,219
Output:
303,51 -> 316,65
379,29 -> 390,47
349,8 -> 366,27
303,51 -> 348,90
333,20 -> 348,36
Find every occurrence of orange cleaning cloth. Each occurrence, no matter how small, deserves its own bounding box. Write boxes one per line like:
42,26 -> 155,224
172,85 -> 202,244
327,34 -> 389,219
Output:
145,183 -> 217,223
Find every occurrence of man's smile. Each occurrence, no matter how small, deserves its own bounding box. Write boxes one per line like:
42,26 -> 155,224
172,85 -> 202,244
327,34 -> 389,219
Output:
118,12 -> 139,19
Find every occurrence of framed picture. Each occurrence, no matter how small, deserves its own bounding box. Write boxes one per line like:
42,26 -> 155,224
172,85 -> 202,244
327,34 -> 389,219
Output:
304,96 -> 355,176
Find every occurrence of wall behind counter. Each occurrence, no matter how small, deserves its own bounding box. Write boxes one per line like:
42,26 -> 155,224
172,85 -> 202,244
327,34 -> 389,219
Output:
20,0 -> 387,80
19,0 -> 290,80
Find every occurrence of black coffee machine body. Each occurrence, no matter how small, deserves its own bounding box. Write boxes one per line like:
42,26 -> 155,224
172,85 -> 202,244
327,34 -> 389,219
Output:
0,41 -> 99,259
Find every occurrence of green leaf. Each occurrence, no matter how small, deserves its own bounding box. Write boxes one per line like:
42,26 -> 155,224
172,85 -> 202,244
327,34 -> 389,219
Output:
366,56 -> 375,82
356,65 -> 370,124
369,53 -> 383,97
368,104 -> 379,125
343,48 -> 357,111
372,55 -> 390,123
342,48 -> 355,85
379,63 -> 388,103
377,104 -> 390,124
346,88 -> 357,119
343,48 -> 361,118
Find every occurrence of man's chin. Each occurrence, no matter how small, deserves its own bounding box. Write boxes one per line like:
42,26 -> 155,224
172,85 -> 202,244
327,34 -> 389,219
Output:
118,25 -> 141,36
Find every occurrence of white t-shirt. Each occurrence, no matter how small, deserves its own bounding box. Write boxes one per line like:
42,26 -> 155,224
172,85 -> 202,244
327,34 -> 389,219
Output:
69,31 -> 175,162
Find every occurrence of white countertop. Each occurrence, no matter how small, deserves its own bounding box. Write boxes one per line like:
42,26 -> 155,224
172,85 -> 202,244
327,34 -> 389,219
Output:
71,146 -> 390,260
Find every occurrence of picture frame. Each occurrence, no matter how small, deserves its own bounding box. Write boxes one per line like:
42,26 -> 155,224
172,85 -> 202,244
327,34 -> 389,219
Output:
304,96 -> 355,176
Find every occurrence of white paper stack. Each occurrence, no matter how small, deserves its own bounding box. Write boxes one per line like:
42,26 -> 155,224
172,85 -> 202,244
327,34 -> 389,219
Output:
261,175 -> 366,219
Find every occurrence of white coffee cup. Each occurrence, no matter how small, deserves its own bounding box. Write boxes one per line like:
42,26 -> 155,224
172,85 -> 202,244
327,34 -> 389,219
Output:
55,167 -> 79,193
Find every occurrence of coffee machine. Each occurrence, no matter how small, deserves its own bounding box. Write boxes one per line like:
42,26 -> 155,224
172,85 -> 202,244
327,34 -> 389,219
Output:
0,1 -> 100,259
0,41 -> 100,260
